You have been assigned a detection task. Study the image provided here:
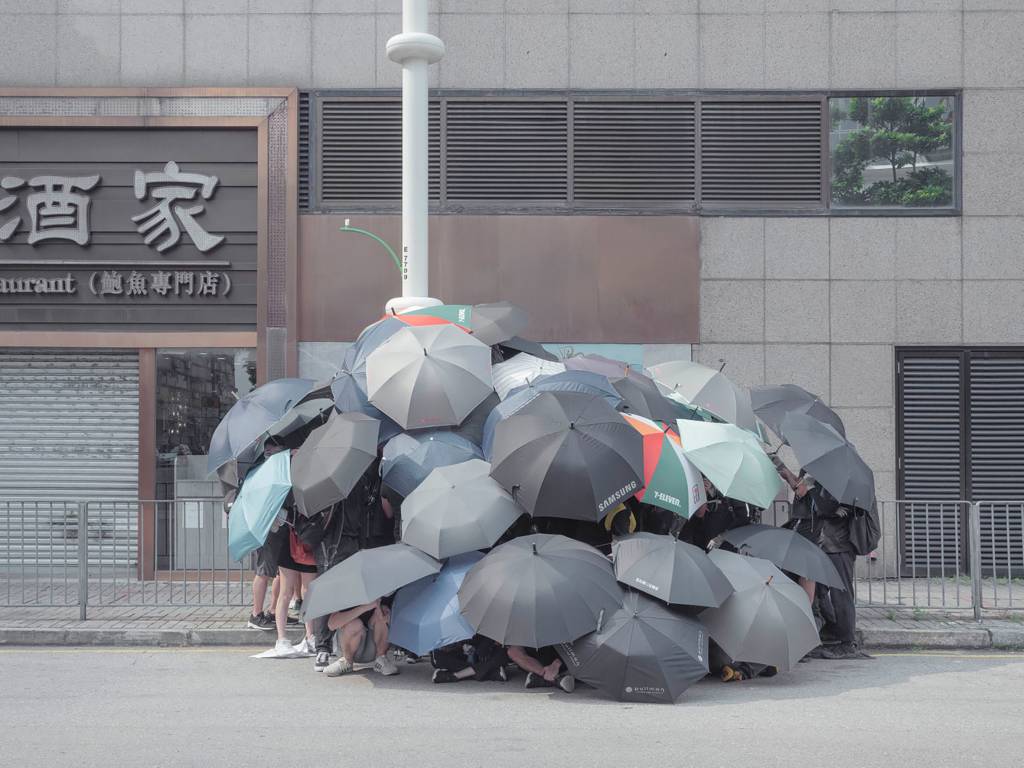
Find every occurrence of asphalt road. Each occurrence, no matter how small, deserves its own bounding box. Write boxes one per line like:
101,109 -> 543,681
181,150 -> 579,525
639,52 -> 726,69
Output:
2,647 -> 1022,768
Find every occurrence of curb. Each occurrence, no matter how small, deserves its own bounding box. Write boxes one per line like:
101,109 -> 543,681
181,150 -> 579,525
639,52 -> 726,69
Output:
859,625 -> 1024,651
0,627 -> 306,647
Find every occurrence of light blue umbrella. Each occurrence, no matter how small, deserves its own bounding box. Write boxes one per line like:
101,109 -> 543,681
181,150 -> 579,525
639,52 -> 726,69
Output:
227,451 -> 292,562
390,551 -> 483,657
380,431 -> 483,497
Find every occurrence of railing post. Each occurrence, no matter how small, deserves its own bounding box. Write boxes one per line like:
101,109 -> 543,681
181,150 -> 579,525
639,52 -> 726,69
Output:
77,501 -> 88,621
968,502 -> 983,623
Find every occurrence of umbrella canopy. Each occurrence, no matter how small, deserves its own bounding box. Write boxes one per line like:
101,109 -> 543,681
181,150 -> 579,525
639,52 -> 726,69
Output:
622,414 -> 706,518
380,431 -> 483,498
289,411 -> 380,517
303,542 -> 442,621
450,390 -> 499,448
750,384 -> 846,441
723,524 -> 846,590
227,451 -> 291,562
676,420 -> 784,509
207,377 -> 317,474
611,376 -> 679,425
390,552 -> 483,657
496,336 -> 560,363
612,532 -> 733,608
491,353 -> 566,399
506,370 -> 623,408
458,534 -> 624,647
700,550 -> 819,672
401,302 -> 529,347
366,324 -> 494,430
563,353 -> 634,379
481,387 -> 543,460
490,391 -> 644,522
781,412 -> 876,510
648,361 -> 760,434
401,459 -> 523,560
557,591 -> 709,703
331,317 -> 405,413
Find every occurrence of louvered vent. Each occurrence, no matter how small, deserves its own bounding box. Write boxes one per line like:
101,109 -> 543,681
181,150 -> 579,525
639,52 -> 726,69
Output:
298,92 -> 311,209
700,100 -> 823,205
319,99 -> 440,203
445,101 -> 568,201
572,101 -> 695,202
969,356 -> 1024,575
899,354 -> 964,575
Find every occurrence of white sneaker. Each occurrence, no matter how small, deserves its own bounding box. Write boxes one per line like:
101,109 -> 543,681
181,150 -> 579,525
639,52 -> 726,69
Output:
294,636 -> 315,655
373,654 -> 400,677
274,638 -> 293,655
324,658 -> 353,677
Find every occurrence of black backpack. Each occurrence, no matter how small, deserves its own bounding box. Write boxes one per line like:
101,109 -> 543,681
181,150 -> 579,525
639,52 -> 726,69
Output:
849,501 -> 881,557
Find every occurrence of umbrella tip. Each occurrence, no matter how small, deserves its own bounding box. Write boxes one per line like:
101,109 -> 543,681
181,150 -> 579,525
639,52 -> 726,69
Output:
569,422 -> 575,430
766,575 -> 773,586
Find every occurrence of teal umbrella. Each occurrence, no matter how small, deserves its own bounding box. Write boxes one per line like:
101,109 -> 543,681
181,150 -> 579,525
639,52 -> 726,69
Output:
227,451 -> 292,562
675,420 -> 784,510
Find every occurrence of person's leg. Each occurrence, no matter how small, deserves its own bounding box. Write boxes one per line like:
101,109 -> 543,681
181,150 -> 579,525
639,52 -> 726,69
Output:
251,574 -> 268,617
798,576 -> 816,606
269,574 -> 281,618
369,604 -> 390,658
827,551 -> 857,645
300,571 -> 316,642
339,620 -> 366,662
275,568 -> 297,641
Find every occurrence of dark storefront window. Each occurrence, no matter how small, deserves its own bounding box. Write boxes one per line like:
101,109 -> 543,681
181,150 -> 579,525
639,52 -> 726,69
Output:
156,349 -> 256,501
830,94 -> 957,210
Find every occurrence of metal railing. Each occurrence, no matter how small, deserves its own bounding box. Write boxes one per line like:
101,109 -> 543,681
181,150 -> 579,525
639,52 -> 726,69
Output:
1,499 -> 252,618
3,497 -> 1024,620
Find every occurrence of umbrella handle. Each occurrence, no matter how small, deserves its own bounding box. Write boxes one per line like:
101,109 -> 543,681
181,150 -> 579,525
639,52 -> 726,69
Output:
596,608 -> 604,634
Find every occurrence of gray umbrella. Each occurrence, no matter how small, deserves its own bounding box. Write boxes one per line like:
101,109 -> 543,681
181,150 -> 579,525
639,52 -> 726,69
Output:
303,543 -> 442,621
557,591 -> 709,703
647,360 -> 760,434
290,411 -> 380,517
699,550 -> 819,672
207,377 -> 317,474
497,336 -> 560,363
401,459 -> 523,559
489,391 -> 644,522
750,384 -> 846,441
366,324 -> 494,430
723,524 -> 846,590
450,391 -> 499,448
612,533 -> 733,608
380,431 -> 483,498
458,534 -> 624,647
467,301 -> 530,346
781,412 -> 876,510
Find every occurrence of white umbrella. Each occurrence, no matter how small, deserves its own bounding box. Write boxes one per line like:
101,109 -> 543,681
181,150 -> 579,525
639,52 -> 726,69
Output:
491,353 -> 565,399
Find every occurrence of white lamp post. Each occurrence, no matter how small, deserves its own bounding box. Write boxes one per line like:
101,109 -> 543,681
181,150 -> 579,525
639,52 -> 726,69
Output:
384,0 -> 444,315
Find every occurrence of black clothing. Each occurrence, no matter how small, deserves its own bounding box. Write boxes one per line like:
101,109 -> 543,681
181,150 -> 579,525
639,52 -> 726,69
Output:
430,637 -> 508,682
822,550 -> 857,644
682,496 -> 751,550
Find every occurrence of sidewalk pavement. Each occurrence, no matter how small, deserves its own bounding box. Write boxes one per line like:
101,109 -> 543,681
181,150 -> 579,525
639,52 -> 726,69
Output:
1,605 -> 1022,650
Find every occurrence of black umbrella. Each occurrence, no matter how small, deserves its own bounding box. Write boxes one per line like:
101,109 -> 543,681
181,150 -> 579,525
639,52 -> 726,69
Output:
495,336 -> 560,362
750,384 -> 845,441
289,411 -> 380,517
723,524 -> 846,590
467,301 -> 529,346
612,533 -> 733,608
781,412 -> 876,510
557,591 -> 709,703
489,391 -> 644,522
303,543 -> 442,621
450,391 -> 499,448
611,375 -> 679,425
458,534 -> 624,647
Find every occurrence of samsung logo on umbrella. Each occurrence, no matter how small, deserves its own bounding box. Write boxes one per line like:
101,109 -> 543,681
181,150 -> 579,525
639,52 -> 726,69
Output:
652,490 -> 681,507
597,481 -> 639,513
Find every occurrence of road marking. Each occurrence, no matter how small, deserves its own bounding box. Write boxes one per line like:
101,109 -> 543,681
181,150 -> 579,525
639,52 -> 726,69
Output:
872,652 -> 1024,659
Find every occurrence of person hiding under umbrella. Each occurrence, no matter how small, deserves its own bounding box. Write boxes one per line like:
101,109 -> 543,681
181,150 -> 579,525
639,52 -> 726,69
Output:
680,477 -> 753,551
430,636 -> 510,685
323,597 -> 399,677
507,646 -> 576,693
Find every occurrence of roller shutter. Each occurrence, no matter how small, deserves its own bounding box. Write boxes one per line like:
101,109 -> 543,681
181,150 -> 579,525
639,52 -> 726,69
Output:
0,350 -> 139,567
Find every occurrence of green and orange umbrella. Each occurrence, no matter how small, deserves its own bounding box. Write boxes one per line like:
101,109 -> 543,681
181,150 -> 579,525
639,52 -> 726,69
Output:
622,413 -> 707,519
393,302 -> 528,346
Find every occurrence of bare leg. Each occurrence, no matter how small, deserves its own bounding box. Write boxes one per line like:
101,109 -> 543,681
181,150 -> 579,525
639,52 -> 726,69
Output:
300,571 -> 316,640
339,621 -> 366,662
507,646 -> 548,676
270,574 -> 281,614
799,577 -> 816,606
369,605 -> 390,658
251,574 -> 268,617
276,568 -> 297,640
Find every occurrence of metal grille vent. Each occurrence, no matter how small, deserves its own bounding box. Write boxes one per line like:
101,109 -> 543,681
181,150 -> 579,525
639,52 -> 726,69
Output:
445,101 -> 568,201
572,101 -> 695,202
699,100 -> 823,205
319,99 -> 440,203
298,91 -> 310,210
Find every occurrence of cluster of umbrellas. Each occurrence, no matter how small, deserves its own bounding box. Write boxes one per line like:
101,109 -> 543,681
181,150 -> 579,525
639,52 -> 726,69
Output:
209,300 -> 875,704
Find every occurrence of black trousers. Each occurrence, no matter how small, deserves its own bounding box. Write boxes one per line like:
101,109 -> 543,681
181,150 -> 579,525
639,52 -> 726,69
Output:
824,550 -> 857,644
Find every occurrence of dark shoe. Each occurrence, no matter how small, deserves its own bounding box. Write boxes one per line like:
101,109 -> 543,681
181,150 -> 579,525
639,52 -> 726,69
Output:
760,666 -> 778,678
314,651 -> 331,672
801,645 -> 829,661
556,674 -> 575,693
820,642 -> 864,660
432,669 -> 461,684
264,612 -> 300,626
524,672 -> 553,689
247,612 -> 274,631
